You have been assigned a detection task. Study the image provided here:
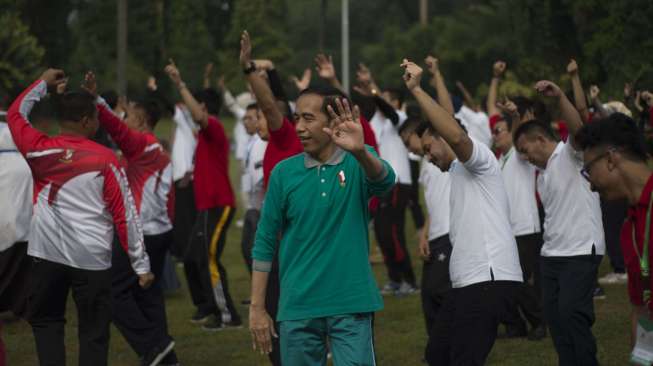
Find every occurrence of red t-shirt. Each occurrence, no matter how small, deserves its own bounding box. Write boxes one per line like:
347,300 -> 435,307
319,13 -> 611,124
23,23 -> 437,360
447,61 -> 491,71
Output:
193,116 -> 235,210
263,117 -> 304,186
360,116 -> 378,153
622,173 -> 653,313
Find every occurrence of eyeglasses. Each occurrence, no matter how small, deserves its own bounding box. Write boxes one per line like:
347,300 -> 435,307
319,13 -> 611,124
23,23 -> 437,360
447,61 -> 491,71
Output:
580,148 -> 615,181
492,126 -> 507,136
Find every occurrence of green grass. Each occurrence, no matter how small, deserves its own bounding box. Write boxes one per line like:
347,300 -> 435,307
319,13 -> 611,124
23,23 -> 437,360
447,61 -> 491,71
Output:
4,117 -> 633,365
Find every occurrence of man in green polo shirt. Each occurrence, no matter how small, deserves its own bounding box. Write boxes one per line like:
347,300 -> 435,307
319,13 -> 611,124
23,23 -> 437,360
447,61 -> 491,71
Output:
249,86 -> 396,366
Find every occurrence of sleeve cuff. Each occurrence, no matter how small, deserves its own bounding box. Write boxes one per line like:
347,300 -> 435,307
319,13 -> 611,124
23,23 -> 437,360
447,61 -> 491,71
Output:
252,259 -> 272,272
368,163 -> 389,183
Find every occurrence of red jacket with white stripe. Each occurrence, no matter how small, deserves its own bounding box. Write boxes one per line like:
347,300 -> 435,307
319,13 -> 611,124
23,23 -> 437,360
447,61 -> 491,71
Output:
7,80 -> 150,274
96,99 -> 174,236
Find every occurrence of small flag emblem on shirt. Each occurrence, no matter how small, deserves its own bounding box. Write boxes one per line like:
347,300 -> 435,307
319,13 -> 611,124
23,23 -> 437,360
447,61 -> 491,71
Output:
59,149 -> 74,163
338,170 -> 346,187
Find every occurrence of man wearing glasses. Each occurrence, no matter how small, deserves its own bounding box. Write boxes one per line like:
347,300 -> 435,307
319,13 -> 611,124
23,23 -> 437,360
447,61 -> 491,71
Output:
575,113 -> 653,355
514,79 -> 605,366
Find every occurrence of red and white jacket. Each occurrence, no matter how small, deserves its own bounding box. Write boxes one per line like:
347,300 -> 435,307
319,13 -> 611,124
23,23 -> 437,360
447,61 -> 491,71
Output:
7,80 -> 150,274
96,99 -> 174,236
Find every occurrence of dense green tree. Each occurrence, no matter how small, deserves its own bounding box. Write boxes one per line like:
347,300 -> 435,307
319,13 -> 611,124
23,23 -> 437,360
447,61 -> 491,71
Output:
0,12 -> 45,97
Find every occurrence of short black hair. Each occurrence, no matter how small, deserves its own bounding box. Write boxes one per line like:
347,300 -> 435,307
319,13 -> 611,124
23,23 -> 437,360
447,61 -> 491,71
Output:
511,96 -> 535,119
246,103 -> 259,111
398,116 -> 421,136
513,119 -> 557,143
132,98 -> 162,129
417,118 -> 467,138
193,88 -> 222,116
298,86 -> 350,117
496,114 -> 512,131
384,87 -> 404,106
56,90 -> 97,123
350,92 -> 375,121
576,113 -> 648,162
416,121 -> 432,137
100,90 -> 118,109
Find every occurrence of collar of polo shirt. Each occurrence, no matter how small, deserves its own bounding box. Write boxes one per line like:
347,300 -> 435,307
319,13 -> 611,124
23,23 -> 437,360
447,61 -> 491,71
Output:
303,147 -> 346,168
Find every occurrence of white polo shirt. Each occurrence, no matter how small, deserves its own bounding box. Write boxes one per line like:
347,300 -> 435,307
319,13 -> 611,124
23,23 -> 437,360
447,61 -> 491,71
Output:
419,158 -> 450,241
369,111 -> 412,185
500,146 -> 541,236
0,122 -> 32,251
537,141 -> 605,257
448,139 -> 523,288
243,135 -> 267,211
455,106 -> 492,148
171,105 -> 197,181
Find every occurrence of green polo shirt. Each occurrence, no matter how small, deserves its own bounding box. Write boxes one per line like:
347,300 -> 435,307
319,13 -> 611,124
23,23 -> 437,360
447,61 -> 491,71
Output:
252,146 -> 396,322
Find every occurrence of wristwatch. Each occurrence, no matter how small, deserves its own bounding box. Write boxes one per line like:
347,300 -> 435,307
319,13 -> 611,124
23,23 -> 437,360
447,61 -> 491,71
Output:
243,61 -> 257,75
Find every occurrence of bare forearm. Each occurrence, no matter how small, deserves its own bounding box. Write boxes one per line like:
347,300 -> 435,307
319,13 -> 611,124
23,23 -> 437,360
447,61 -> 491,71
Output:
412,87 -> 472,161
353,148 -> 384,179
177,84 -> 208,129
251,270 -> 270,311
591,98 -> 609,119
571,75 -> 590,122
458,84 -> 477,111
247,73 -> 283,131
487,77 -> 500,116
559,93 -> 584,140
327,77 -> 345,94
433,73 -> 453,115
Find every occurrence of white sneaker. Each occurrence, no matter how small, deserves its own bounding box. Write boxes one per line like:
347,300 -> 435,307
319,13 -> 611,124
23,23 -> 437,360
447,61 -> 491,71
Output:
598,272 -> 628,285
380,282 -> 400,295
397,282 -> 420,296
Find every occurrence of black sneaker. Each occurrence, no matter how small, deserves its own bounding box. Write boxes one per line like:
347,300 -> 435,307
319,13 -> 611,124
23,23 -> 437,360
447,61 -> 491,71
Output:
201,315 -> 243,332
593,286 -> 607,300
190,309 -> 212,324
527,324 -> 547,341
141,339 -> 175,366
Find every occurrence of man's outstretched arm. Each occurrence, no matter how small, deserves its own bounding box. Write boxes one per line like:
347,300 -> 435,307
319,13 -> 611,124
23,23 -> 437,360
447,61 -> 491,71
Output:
240,31 -> 284,132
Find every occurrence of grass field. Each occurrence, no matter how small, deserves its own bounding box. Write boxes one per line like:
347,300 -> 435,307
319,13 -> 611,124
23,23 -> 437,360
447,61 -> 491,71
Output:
3,117 -> 634,365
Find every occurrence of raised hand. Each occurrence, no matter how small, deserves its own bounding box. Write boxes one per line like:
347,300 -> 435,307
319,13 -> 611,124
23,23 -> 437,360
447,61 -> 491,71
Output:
40,68 -> 66,91
589,85 -> 600,100
56,77 -> 69,95
624,82 -> 633,98
567,59 -> 579,75
216,75 -> 225,91
401,59 -> 423,91
642,91 -> 653,107
534,80 -> 563,98
291,68 -> 311,91
324,98 -> 364,153
240,30 -> 253,68
425,55 -> 440,75
164,58 -> 183,87
493,60 -> 506,78
356,63 -> 373,85
253,59 -> 274,71
496,98 -> 519,119
315,53 -> 337,80
204,62 -> 214,78
147,76 -> 157,91
81,71 -> 97,97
